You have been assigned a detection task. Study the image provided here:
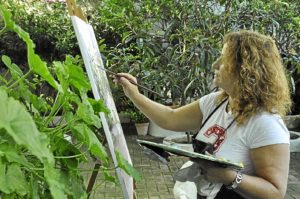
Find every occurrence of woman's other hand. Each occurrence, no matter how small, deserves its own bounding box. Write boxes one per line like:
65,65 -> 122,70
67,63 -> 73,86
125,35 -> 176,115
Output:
191,158 -> 236,185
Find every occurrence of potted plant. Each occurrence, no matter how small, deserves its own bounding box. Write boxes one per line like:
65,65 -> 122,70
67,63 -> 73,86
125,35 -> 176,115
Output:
123,108 -> 149,136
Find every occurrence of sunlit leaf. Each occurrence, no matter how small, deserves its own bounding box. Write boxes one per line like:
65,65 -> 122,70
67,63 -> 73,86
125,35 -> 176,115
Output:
0,6 -> 62,93
1,55 -> 23,80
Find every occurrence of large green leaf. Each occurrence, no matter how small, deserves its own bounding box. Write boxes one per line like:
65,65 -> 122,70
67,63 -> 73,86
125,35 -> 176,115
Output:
6,163 -> 28,196
0,88 -> 53,163
0,160 -> 28,196
116,150 -> 141,181
0,144 -> 34,168
76,93 -> 102,128
0,89 -> 67,199
43,162 -> 67,199
0,6 -> 62,93
65,56 -> 91,92
72,123 -> 108,163
0,158 -> 10,194
60,171 -> 87,199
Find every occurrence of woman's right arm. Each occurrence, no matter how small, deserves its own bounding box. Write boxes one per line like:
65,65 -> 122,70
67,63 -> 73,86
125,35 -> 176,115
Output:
114,73 -> 203,132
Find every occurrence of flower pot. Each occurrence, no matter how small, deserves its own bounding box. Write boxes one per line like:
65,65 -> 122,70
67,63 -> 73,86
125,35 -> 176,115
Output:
135,122 -> 149,136
148,120 -> 186,137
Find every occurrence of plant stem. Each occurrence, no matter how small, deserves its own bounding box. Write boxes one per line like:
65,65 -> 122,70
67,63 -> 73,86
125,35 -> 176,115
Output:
54,150 -> 89,159
8,69 -> 32,89
43,93 -> 65,128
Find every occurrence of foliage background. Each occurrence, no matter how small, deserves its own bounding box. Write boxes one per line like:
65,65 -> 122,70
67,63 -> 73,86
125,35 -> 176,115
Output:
1,0 -> 299,113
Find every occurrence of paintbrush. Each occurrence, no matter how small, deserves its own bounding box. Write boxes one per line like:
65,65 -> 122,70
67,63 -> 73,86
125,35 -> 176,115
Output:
101,67 -> 163,97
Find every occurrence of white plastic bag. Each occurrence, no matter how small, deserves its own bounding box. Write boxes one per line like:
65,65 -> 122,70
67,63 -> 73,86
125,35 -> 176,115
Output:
173,161 -> 222,199
173,161 -> 198,199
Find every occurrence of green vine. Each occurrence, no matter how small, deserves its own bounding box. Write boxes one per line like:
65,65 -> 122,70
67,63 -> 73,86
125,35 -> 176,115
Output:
0,5 -> 141,199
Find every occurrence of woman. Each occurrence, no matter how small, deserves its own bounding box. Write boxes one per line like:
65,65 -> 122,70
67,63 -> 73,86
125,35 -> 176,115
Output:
114,30 -> 291,199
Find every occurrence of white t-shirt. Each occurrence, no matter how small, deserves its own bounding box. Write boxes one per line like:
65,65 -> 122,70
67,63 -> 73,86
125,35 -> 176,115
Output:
196,91 -> 290,175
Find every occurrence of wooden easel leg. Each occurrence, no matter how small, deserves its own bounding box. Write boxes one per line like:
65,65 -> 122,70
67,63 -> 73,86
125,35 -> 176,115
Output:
86,131 -> 107,198
86,163 -> 101,199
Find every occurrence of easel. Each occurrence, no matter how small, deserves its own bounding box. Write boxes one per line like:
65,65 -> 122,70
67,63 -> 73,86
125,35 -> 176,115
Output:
66,0 -> 87,22
66,1 -> 135,198
65,1 -> 98,197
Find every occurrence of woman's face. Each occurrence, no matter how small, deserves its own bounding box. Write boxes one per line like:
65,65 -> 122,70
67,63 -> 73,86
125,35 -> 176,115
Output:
213,43 -> 236,93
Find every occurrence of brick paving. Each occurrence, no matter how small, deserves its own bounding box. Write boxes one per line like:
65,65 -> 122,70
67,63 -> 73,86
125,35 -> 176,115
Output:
87,130 -> 300,199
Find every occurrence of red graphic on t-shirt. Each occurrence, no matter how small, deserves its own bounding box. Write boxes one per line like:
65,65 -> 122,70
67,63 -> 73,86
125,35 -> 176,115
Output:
204,124 -> 226,152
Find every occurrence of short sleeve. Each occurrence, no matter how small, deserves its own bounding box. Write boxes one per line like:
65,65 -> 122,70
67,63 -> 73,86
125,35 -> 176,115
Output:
199,91 -> 222,120
247,114 -> 290,149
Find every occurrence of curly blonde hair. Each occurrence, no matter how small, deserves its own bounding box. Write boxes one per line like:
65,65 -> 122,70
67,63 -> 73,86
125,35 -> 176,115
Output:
217,30 -> 292,124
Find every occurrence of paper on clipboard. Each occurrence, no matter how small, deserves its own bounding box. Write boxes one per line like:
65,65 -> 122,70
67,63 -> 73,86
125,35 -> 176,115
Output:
137,139 -> 244,169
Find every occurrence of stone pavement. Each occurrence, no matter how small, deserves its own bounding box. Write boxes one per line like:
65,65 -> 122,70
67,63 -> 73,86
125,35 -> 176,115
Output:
88,132 -> 300,199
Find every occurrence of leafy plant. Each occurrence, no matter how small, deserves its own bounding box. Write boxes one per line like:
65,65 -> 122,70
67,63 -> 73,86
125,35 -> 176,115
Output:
96,0 -> 299,111
1,0 -> 299,113
0,5 -> 140,198
122,108 -> 149,123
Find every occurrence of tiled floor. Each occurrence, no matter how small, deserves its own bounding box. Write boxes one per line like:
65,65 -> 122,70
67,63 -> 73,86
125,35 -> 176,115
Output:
85,133 -> 300,199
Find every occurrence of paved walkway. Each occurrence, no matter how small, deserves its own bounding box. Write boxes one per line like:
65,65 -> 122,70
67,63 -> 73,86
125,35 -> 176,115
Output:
88,131 -> 300,199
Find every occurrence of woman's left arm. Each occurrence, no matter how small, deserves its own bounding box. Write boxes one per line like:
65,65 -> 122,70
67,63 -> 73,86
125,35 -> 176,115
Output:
201,144 -> 289,199
237,144 -> 290,199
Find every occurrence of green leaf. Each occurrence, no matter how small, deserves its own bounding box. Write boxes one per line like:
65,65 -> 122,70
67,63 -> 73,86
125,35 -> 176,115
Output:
2,55 -> 23,80
29,175 -> 40,199
60,171 -> 87,199
0,6 -> 62,93
72,123 -> 108,163
76,93 -> 102,128
103,169 -> 117,183
0,158 -> 10,194
43,162 -> 67,199
28,49 -> 63,93
68,62 -> 90,92
0,144 -> 34,168
116,150 -> 141,181
0,88 -> 54,163
6,163 -> 28,196
88,98 -> 110,115
53,61 -> 69,92
0,160 -> 28,195
0,5 -> 14,30
0,89 -> 67,199
52,137 -> 82,169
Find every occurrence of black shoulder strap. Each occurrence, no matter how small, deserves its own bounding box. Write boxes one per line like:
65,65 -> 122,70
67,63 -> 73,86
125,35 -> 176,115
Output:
192,97 -> 228,139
